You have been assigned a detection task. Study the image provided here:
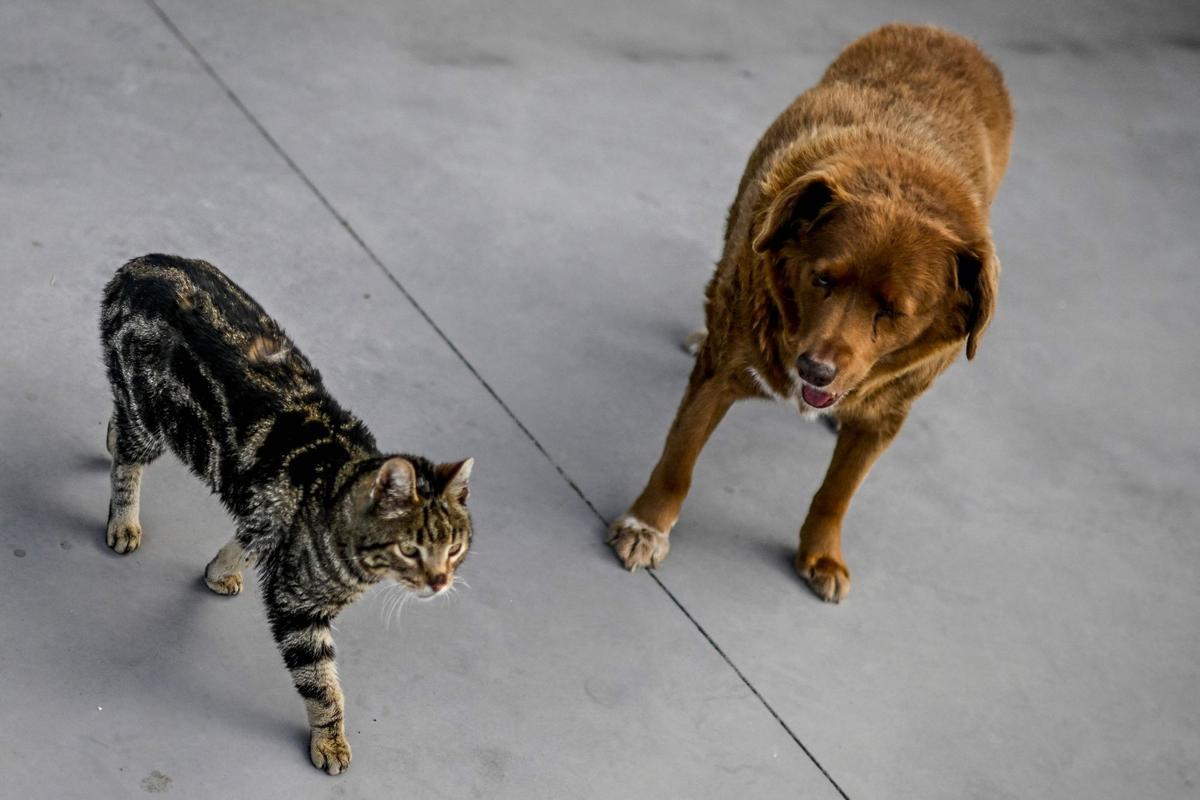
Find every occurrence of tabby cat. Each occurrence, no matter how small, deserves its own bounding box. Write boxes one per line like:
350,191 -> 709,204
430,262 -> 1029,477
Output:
100,254 -> 474,774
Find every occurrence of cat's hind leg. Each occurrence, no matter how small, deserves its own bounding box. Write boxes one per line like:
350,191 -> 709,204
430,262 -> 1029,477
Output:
204,535 -> 257,596
105,409 -> 162,554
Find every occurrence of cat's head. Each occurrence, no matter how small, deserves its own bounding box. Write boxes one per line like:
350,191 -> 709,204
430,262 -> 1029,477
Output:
351,455 -> 474,599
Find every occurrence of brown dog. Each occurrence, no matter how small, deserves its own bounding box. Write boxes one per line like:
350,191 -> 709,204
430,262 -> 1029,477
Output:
609,24 -> 1012,602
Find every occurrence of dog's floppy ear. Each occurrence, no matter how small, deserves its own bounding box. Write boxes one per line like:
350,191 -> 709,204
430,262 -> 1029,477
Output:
956,243 -> 999,360
752,173 -> 839,254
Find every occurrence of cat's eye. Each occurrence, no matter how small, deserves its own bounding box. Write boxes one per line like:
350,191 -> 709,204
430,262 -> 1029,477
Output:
398,543 -> 419,558
449,543 -> 463,557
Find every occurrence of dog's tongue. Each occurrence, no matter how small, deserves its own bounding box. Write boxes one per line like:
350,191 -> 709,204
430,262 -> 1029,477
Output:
801,385 -> 837,409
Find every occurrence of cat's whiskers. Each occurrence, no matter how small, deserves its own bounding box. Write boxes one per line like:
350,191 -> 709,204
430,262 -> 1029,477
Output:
375,584 -> 400,625
441,574 -> 468,606
381,585 -> 398,630
388,587 -> 407,631
390,587 -> 415,631
372,583 -> 388,625
366,582 -> 387,617
378,581 -> 420,632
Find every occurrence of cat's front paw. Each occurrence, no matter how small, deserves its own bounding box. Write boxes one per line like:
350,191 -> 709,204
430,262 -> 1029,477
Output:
608,515 -> 670,570
204,572 -> 243,596
310,729 -> 352,775
794,551 -> 851,603
106,520 -> 142,554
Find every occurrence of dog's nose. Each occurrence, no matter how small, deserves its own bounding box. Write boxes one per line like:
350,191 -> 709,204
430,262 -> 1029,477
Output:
796,354 -> 837,387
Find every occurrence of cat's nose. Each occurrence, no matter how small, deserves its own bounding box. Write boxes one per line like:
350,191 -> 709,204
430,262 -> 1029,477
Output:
428,573 -> 449,592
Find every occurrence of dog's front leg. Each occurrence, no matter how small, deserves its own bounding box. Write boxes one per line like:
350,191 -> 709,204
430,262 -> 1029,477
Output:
609,365 -> 738,570
796,420 -> 900,602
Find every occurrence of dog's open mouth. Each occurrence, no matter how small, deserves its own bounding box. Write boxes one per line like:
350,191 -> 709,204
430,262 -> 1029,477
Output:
800,384 -> 841,409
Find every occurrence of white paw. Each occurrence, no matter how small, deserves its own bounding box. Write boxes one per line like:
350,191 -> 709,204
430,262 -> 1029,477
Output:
310,729 -> 352,775
682,328 -> 707,355
106,520 -> 141,554
794,552 -> 851,603
607,515 -> 670,570
204,572 -> 243,596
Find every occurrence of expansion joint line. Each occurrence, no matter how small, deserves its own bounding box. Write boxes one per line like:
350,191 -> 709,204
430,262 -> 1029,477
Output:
144,3 -> 848,796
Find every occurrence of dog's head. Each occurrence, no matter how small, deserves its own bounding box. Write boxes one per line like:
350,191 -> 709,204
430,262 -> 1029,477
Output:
751,167 -> 997,410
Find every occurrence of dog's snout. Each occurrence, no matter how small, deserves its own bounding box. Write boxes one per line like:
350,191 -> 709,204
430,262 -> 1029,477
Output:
797,354 -> 837,387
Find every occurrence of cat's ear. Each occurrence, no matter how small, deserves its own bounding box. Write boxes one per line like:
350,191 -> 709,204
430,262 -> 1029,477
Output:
369,457 -> 418,516
439,458 -> 474,504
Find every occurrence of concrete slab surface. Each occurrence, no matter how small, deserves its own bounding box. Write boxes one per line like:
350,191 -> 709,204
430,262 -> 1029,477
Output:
2,1 -> 1198,798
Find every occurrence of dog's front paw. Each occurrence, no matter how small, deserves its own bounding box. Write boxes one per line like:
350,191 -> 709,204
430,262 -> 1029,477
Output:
683,328 -> 708,355
310,728 -> 352,775
608,515 -> 670,571
794,552 -> 851,603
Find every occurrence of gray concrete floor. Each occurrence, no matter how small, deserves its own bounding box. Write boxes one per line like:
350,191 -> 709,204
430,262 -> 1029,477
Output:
2,0 -> 1198,797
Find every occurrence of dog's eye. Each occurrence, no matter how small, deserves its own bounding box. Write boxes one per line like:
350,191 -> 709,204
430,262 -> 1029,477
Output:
872,306 -> 901,339
812,273 -> 834,288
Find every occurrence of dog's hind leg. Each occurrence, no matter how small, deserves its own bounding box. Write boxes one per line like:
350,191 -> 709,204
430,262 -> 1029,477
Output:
609,363 -> 740,570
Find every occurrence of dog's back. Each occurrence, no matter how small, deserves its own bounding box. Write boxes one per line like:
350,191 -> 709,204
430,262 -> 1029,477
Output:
821,24 -> 1013,201
732,24 -> 1012,239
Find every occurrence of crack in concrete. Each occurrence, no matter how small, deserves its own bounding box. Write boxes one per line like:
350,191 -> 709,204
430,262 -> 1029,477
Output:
142,2 -> 850,796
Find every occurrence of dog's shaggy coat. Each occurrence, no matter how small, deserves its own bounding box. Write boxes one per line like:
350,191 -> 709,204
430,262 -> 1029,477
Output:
610,24 -> 1013,601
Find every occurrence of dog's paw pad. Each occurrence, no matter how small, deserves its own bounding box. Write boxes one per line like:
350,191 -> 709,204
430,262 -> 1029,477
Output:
608,516 -> 670,571
795,553 -> 851,603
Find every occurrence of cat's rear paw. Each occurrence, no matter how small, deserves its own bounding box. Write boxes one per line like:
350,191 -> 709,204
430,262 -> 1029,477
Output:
310,729 -> 352,775
204,572 -> 243,596
608,515 -> 670,571
106,521 -> 142,554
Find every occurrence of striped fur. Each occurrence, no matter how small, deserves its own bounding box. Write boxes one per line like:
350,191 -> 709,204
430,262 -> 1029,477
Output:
100,254 -> 474,774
